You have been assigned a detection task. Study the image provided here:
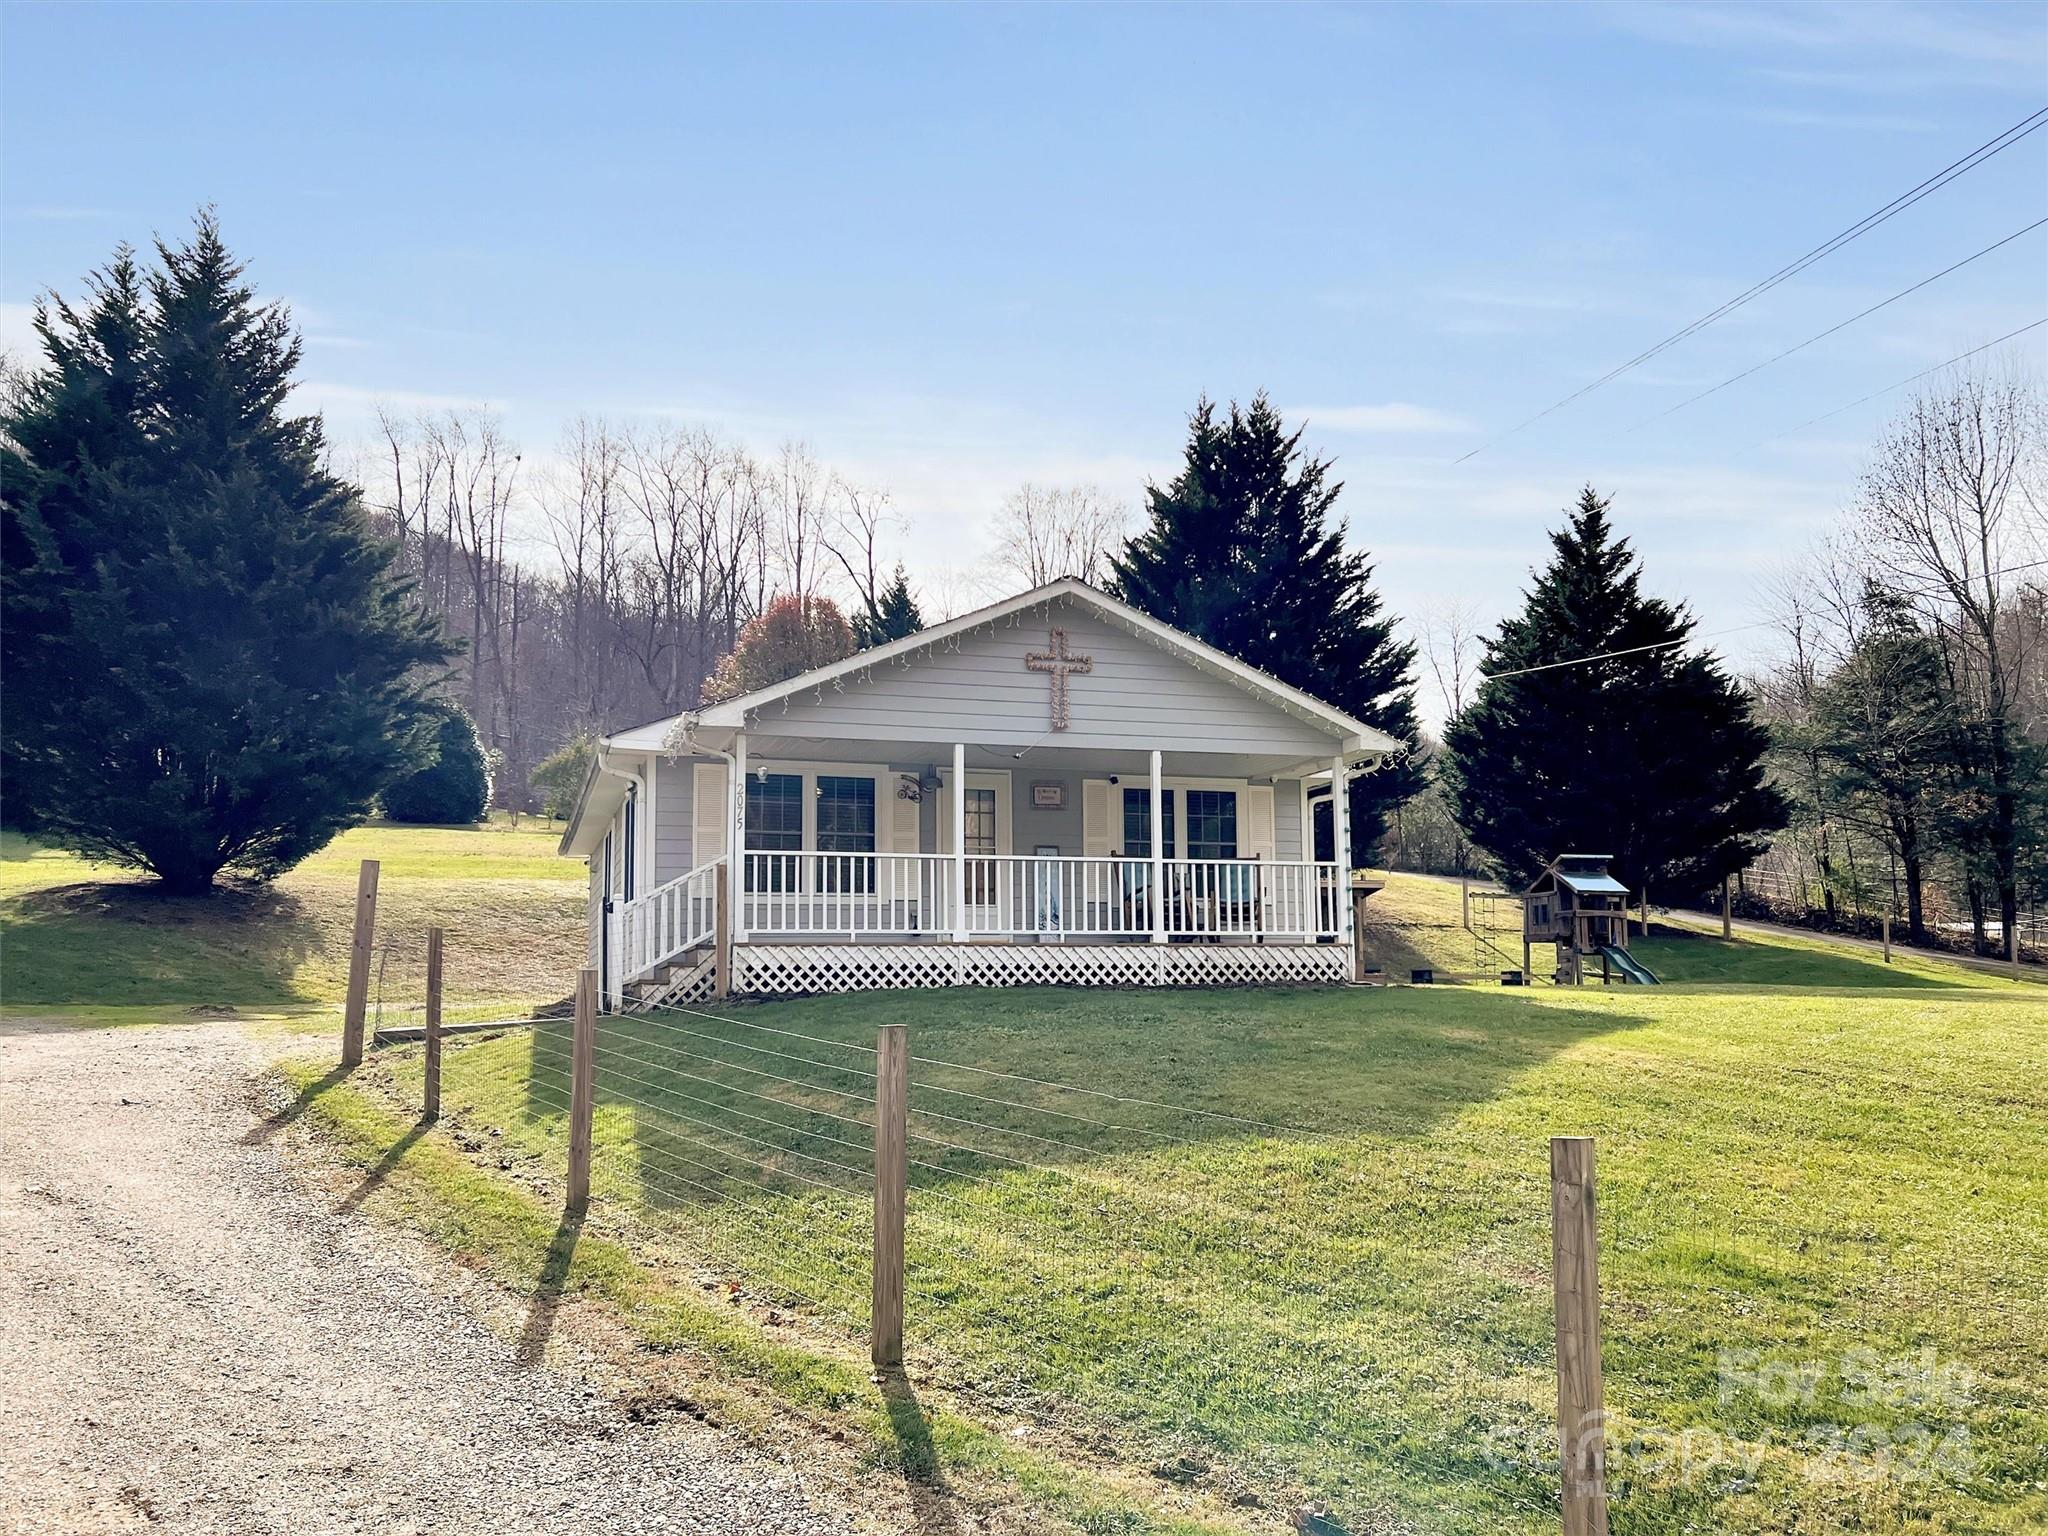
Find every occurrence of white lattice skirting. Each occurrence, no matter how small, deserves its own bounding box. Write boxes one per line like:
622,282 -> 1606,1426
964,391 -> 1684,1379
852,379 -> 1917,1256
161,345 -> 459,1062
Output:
730,942 -> 1349,997
633,956 -> 720,1010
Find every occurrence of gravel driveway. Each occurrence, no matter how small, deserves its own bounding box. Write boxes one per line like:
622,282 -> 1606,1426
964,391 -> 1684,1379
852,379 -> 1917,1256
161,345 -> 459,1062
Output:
0,1018 -> 860,1535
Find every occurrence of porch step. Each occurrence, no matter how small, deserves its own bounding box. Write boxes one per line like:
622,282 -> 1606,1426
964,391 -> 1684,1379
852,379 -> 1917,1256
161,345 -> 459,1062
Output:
624,947 -> 718,1011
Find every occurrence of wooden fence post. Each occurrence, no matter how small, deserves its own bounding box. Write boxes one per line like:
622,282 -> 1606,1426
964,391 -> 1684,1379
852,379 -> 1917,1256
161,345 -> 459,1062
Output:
1461,878 -> 1471,931
340,859 -> 381,1068
2010,919 -> 2021,980
714,860 -> 733,1001
872,1023 -> 907,1370
567,967 -> 597,1213
1720,877 -> 1732,940
1351,887 -> 1372,983
1550,1136 -> 1609,1536
423,926 -> 444,1123
1882,911 -> 1892,964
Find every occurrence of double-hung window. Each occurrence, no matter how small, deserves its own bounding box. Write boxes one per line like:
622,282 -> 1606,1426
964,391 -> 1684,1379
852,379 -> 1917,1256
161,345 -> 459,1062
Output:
1180,790 -> 1239,862
1121,787 -> 1175,857
815,775 -> 876,893
745,773 -> 803,891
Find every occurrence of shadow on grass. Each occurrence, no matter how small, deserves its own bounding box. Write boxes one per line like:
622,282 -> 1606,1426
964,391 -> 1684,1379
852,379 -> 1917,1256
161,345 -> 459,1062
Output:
243,1063 -> 353,1146
2,878 -> 322,1009
507,986 -> 1649,1213
516,1210 -> 584,1367
878,1366 -> 962,1533
335,1119 -> 430,1214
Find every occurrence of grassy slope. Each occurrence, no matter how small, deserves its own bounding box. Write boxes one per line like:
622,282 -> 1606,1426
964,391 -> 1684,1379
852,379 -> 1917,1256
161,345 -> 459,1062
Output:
351,872 -> 2046,1536
0,819 -> 582,1023
10,828 -> 2043,1532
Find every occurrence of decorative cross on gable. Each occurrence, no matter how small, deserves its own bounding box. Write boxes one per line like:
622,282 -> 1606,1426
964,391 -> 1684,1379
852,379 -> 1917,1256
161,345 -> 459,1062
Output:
1025,627 -> 1092,730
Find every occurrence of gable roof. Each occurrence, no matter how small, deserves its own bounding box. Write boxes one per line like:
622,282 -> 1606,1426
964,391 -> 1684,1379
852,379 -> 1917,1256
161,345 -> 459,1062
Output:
1526,853 -> 1631,897
607,578 -> 1403,755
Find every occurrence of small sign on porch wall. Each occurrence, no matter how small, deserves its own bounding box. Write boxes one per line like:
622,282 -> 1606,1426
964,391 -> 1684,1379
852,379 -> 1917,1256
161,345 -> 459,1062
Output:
1026,627 -> 1092,729
1030,781 -> 1065,809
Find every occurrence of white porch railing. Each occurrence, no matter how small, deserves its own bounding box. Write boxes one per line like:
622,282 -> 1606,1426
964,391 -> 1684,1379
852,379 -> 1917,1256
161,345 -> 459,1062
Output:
735,851 -> 1343,943
619,857 -> 722,981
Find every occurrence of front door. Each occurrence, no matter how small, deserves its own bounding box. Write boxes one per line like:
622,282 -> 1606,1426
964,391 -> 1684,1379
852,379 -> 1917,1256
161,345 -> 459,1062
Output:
940,771 -> 1012,932
963,784 -> 1000,928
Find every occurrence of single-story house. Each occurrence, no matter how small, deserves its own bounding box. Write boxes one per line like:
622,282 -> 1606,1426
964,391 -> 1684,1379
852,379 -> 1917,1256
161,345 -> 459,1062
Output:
557,578 -> 1403,1005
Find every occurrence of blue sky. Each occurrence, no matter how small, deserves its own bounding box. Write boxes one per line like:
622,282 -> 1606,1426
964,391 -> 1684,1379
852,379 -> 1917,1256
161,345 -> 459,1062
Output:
5,2 -> 2044,724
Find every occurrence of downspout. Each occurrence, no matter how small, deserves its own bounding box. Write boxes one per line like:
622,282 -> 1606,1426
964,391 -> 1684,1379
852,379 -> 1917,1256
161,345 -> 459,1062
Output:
593,747 -> 645,1011
670,713 -> 743,856
672,708 -> 744,919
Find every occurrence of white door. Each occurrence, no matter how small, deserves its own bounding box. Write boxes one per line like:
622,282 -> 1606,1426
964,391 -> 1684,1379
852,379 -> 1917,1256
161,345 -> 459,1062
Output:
962,784 -> 1001,929
938,771 -> 1012,932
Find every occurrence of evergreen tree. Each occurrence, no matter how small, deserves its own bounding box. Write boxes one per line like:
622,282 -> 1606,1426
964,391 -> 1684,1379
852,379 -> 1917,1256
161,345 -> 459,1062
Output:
854,563 -> 924,646
1108,394 -> 1420,858
1442,487 -> 1784,895
1804,591 -> 1953,943
380,699 -> 493,824
1,214 -> 452,892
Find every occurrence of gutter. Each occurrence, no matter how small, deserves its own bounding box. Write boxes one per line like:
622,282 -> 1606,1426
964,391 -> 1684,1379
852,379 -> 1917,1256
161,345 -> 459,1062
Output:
556,740 -> 647,859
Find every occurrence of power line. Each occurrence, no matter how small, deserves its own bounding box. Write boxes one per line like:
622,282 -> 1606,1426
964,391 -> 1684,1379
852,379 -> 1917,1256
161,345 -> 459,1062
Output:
1479,622 -> 1773,682
1478,559 -> 2048,684
1762,318 -> 2048,441
1633,217 -> 2047,430
1454,105 -> 2048,464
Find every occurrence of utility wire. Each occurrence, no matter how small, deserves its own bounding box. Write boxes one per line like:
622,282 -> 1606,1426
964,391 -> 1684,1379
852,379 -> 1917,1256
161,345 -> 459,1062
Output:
1633,217 -> 2047,430
1479,623 -> 1774,682
1454,105 -> 2048,464
1763,318 -> 2048,441
1479,558 -> 2048,683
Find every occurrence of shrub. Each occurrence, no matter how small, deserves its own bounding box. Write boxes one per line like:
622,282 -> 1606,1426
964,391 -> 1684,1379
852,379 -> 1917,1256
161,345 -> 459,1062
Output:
381,700 -> 491,824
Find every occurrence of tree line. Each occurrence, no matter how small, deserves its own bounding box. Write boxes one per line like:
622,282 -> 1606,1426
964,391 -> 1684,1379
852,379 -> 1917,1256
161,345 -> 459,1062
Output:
1748,370 -> 2047,953
9,214 -> 1911,918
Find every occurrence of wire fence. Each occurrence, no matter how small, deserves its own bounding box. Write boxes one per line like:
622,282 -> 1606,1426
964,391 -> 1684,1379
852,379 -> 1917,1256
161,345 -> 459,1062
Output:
1735,855 -> 2045,959
1577,1105 -> 2042,1531
351,943 -> 2039,1531
362,919 -> 583,1039
396,996 -> 1572,1525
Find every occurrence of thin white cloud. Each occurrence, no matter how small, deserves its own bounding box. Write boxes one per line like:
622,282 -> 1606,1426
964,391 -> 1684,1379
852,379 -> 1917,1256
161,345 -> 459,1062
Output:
1601,1 -> 2045,86
1746,106 -> 1939,133
1289,402 -> 1476,435
0,301 -> 41,361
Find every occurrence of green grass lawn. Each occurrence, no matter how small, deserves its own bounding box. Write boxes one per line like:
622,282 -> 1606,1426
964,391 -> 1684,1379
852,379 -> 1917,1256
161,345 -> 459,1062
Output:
0,818 -> 584,1023
344,872 -> 2048,1536
11,825 -> 2043,1533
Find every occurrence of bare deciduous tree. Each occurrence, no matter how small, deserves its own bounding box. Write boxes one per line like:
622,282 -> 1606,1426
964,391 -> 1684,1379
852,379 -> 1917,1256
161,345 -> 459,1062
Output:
1855,365 -> 2045,947
989,483 -> 1130,587
1417,597 -> 1482,723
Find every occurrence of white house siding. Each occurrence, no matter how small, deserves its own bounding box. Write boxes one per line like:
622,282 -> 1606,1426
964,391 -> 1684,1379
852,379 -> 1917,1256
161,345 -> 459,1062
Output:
654,755 -> 697,879
623,761 -> 1305,884
894,767 -> 1309,860
737,602 -> 1343,757
1274,779 -> 1303,860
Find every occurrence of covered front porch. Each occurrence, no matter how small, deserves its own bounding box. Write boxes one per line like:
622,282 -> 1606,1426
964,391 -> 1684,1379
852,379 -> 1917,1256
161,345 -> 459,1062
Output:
612,733 -> 1361,1003
567,579 -> 1402,1003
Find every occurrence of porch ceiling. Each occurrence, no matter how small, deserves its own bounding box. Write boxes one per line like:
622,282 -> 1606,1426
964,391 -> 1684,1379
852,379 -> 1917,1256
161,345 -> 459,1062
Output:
733,733 -> 1338,780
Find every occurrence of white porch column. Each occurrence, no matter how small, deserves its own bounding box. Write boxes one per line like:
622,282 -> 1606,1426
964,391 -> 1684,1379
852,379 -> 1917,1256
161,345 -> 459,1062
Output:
731,731 -> 748,942
951,742 -> 968,941
1331,753 -> 1352,953
1150,749 -> 1167,944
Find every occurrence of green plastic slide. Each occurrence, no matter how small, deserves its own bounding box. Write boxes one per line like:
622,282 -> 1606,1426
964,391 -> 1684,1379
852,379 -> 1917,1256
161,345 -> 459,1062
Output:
1598,945 -> 1660,985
